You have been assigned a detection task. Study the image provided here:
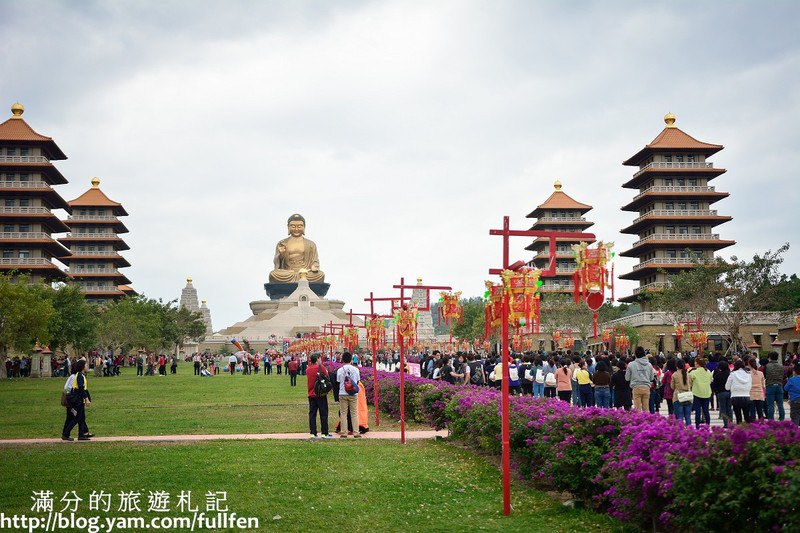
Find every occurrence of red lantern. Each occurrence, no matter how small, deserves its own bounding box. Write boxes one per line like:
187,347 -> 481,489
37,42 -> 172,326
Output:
572,241 -> 615,337
439,291 -> 463,325
394,304 -> 419,345
501,267 -> 542,333
795,316 -> 800,334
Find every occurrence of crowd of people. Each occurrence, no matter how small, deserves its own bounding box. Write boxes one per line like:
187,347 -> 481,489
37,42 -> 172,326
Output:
415,348 -> 800,427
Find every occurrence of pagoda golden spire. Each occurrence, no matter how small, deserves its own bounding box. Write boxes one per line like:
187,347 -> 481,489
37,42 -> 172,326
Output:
10,102 -> 24,118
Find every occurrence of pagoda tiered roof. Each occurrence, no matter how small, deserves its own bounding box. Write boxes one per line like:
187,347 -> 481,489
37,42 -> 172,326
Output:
0,104 -> 68,160
623,114 -> 723,166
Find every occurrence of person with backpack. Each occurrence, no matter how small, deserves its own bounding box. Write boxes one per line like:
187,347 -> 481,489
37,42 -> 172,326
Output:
466,353 -> 485,386
306,353 -> 333,439
336,352 -> 361,438
532,357 -> 545,398
519,355 -> 533,396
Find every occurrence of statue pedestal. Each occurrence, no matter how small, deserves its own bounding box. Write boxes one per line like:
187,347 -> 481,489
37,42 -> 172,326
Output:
30,354 -> 42,378
264,282 -> 330,300
42,354 -> 52,378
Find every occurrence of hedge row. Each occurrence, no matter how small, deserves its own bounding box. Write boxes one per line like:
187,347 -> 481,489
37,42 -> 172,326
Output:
358,368 -> 800,531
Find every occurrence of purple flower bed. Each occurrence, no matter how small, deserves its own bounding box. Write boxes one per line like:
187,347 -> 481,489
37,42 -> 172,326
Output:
359,367 -> 800,531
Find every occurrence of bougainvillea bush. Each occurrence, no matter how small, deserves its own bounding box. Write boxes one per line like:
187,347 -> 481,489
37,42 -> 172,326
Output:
358,367 -> 800,531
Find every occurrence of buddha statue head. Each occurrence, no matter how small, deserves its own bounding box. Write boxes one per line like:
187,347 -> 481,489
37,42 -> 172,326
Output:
287,214 -> 306,237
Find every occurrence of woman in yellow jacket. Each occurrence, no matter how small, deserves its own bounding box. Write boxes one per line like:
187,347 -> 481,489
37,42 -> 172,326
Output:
688,357 -> 713,428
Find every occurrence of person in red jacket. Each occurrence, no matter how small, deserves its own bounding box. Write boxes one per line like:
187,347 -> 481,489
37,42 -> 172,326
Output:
306,354 -> 332,438
287,357 -> 300,386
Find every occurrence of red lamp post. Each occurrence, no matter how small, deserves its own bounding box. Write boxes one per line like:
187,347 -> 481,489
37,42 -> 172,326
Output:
393,304 -> 419,444
490,215 -> 595,516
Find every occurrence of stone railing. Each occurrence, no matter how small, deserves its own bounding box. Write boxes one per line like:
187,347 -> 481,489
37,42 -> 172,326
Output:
631,233 -> 720,247
69,251 -> 121,256
67,215 -> 119,221
632,209 -> 718,224
633,161 -> 714,178
0,257 -> 53,266
536,216 -> 587,223
0,180 -> 50,189
632,185 -> 716,200
64,233 -> 120,239
539,283 -> 575,291
0,206 -> 50,214
0,155 -> 50,163
0,231 -> 54,240
80,286 -> 123,292
632,257 -> 695,271
67,268 -> 121,274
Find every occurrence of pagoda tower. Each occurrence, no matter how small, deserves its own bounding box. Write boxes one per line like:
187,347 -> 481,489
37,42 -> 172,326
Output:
200,299 -> 214,335
179,277 -> 200,313
59,178 -> 132,303
525,180 -> 595,296
0,103 -> 72,282
618,113 -> 734,305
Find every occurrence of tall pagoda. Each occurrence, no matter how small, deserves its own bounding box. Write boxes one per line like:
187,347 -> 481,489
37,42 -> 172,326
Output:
525,180 -> 595,296
59,178 -> 133,303
618,113 -> 734,305
0,103 -> 72,282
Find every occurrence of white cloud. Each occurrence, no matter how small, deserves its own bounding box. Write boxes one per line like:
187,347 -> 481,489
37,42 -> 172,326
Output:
1,0 -> 798,329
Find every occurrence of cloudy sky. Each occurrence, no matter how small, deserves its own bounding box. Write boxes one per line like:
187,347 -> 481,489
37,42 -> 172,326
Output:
2,1 -> 798,331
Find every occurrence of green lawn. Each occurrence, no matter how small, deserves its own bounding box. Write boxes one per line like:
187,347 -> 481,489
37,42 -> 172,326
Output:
0,363 -> 419,438
0,439 -> 624,532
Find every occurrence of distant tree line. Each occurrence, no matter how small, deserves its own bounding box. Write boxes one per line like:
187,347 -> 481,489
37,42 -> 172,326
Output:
0,273 -> 206,378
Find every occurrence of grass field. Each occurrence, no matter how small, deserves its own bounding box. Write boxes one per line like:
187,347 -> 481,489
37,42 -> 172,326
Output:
0,363 -> 419,438
0,439 -> 625,532
0,363 -> 627,531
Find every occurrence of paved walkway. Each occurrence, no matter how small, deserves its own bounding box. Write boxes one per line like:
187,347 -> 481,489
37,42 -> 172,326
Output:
0,430 -> 448,446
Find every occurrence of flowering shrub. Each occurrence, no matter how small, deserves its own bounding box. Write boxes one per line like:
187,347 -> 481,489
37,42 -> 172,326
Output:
358,367 -> 800,531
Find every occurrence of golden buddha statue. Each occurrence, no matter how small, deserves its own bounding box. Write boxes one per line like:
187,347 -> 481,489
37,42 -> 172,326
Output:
269,214 -> 325,284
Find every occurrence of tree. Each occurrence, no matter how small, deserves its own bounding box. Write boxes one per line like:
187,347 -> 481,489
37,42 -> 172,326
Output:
47,283 -> 98,356
451,297 -> 487,341
96,296 -> 161,354
0,273 -> 54,378
651,245 -> 791,353
764,273 -> 800,311
174,305 -> 207,354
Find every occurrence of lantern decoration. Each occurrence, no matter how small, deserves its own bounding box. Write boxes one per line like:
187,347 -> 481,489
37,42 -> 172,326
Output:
553,329 -> 574,350
473,338 -> 484,353
366,315 -> 387,345
484,281 -> 504,339
572,241 -> 615,338
394,304 -> 419,345
675,323 -> 685,340
501,267 -> 542,332
439,291 -> 463,325
522,337 -> 533,352
615,333 -> 630,353
601,328 -> 612,345
795,315 -> 800,334
563,336 -> 575,350
343,327 -> 360,352
689,330 -> 708,352
482,340 -> 491,352
511,331 -> 523,353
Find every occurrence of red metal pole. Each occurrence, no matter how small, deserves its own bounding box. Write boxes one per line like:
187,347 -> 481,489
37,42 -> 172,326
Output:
372,337 -> 380,427
501,215 -> 511,516
399,328 -> 406,444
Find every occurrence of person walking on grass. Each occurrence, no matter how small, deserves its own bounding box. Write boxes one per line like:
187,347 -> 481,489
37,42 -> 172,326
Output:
62,360 -> 92,441
288,356 -> 300,386
307,354 -> 332,439
336,352 -> 361,438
